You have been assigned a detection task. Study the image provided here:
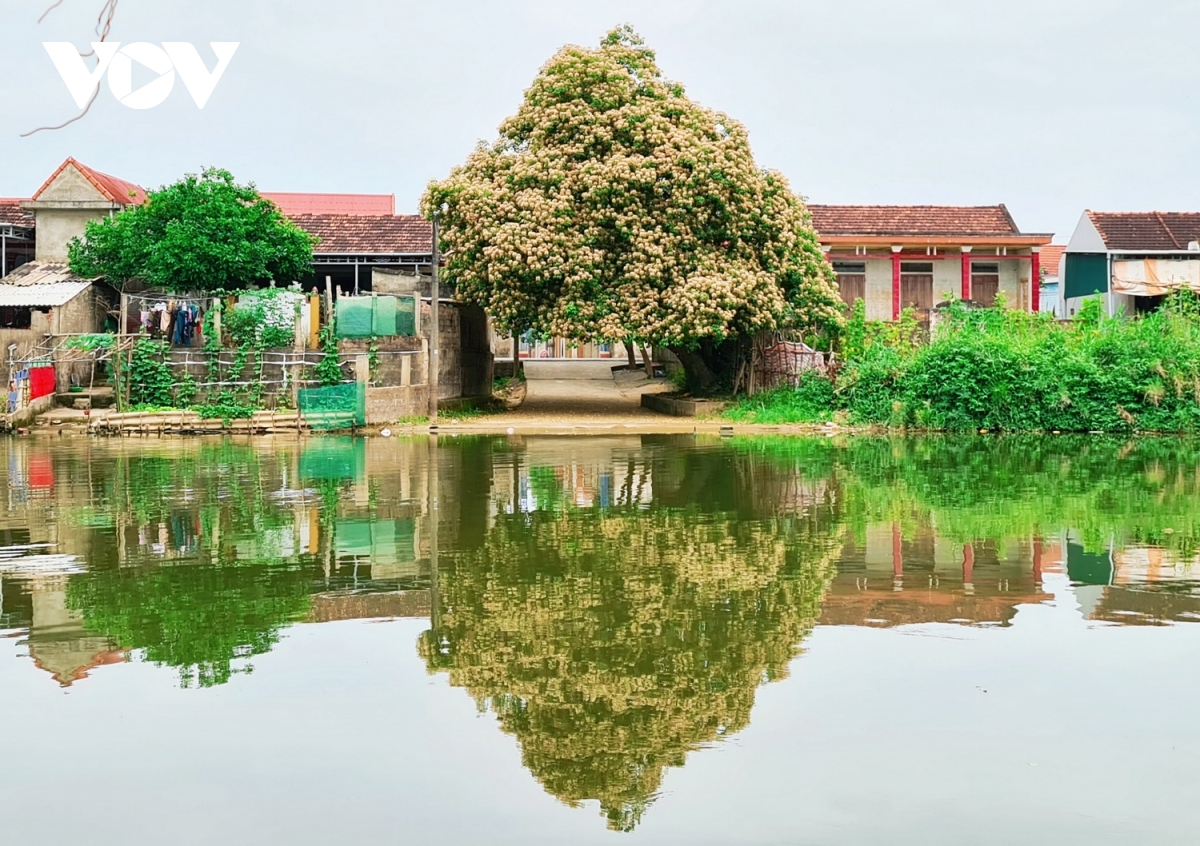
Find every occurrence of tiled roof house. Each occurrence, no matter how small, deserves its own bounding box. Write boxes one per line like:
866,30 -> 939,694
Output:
1061,210 -> 1200,317
808,204 -> 1053,320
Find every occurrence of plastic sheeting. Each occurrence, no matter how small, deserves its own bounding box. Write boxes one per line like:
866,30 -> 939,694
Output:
1112,259 -> 1200,296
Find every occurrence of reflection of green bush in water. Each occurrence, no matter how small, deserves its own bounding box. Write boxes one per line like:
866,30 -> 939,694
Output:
736,434 -> 1200,556
67,560 -> 311,688
419,507 -> 841,831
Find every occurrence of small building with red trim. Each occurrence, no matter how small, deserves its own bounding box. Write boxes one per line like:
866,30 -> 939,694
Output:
808,205 -> 1053,321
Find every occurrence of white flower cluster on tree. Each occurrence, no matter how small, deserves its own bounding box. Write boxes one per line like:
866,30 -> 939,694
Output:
423,26 -> 843,374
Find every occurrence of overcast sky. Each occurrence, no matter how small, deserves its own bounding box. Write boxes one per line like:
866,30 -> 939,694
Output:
0,0 -> 1194,241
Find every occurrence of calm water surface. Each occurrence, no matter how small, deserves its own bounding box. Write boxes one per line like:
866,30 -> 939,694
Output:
2,434 -> 1199,845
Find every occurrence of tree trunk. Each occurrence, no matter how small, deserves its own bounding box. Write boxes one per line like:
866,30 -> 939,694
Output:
625,338 -> 638,370
639,345 -> 654,378
669,346 -> 717,395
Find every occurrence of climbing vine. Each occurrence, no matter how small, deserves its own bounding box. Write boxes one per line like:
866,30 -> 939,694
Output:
314,323 -> 344,386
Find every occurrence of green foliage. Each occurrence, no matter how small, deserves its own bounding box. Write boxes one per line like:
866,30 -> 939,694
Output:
725,373 -> 834,423
194,391 -> 258,424
125,337 -> 174,408
729,299 -> 1200,432
62,333 -> 115,352
314,323 -> 344,386
68,167 -> 316,293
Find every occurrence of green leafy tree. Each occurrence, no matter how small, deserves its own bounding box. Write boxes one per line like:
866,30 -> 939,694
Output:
69,168 -> 316,293
423,26 -> 842,393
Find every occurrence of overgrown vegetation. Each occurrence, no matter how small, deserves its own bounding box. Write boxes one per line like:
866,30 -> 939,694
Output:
726,293 -> 1200,433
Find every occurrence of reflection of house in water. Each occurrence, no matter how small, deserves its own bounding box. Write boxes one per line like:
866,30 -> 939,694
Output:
1,557 -> 125,686
488,437 -> 657,514
1066,538 -> 1200,625
821,524 -> 1057,627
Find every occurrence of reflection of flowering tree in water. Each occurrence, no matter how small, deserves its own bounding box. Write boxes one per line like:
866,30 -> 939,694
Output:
419,508 -> 843,831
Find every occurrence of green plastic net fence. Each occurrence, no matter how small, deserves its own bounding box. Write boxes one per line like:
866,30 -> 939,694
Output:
336,296 -> 417,338
336,298 -> 374,338
396,297 -> 416,336
298,382 -> 366,430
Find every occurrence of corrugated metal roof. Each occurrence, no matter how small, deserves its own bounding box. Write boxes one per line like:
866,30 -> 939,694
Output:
0,279 -> 89,307
1,262 -> 93,287
0,262 -> 94,306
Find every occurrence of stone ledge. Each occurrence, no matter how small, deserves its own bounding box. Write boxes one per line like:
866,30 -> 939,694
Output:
641,393 -> 730,417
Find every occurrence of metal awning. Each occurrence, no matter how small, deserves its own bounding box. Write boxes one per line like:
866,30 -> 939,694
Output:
0,279 -> 90,307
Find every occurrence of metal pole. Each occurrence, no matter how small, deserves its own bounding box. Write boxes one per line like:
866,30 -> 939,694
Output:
1,233 -> 7,278
428,215 -> 440,424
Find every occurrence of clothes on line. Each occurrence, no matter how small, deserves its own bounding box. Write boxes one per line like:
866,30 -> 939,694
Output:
137,301 -> 205,347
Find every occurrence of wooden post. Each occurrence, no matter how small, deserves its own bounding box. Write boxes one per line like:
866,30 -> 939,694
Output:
118,293 -> 128,413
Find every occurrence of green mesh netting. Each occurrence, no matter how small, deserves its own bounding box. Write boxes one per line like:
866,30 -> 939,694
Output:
336,298 -> 373,338
396,297 -> 416,336
299,437 -> 365,479
298,383 -> 366,430
337,296 -> 413,338
372,296 -> 397,336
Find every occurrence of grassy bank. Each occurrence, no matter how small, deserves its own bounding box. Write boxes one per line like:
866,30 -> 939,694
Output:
726,296 -> 1200,432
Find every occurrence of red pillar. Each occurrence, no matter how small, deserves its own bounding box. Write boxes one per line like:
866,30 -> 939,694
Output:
1032,537 -> 1043,584
963,543 -> 974,585
892,522 -> 903,577
961,250 -> 972,300
891,249 -> 902,320
1030,250 -> 1041,313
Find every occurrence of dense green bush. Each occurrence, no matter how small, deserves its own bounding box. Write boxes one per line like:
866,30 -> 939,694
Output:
724,294 -> 1200,433
726,372 -> 834,423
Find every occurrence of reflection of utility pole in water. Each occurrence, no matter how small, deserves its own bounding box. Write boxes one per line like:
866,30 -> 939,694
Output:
428,433 -> 440,630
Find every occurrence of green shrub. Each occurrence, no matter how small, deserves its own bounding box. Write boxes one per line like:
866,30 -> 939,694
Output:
725,372 -> 834,424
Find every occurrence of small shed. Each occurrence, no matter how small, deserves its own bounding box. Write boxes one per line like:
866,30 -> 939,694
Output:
0,262 -> 112,395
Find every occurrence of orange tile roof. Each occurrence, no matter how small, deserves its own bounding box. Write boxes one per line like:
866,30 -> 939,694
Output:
262,192 -> 395,216
1087,211 -> 1200,251
1040,245 -> 1066,277
31,157 -> 146,206
809,204 -> 1022,237
289,213 -> 433,255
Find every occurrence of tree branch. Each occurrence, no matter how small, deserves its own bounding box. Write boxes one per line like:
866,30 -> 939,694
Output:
21,0 -> 119,135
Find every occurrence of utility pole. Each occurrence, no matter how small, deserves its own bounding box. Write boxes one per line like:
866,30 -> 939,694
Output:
428,214 -> 440,424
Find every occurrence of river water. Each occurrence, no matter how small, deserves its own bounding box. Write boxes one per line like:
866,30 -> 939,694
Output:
1,434 -> 1198,845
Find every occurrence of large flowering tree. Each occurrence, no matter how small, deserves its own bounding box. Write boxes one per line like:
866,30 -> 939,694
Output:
423,26 -> 842,392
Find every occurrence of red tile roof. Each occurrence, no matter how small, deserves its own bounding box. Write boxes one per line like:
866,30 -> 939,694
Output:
809,204 -> 1022,237
289,213 -> 433,255
0,199 -> 34,228
1087,211 -> 1200,251
1039,245 -> 1066,277
262,192 -> 395,216
31,157 -> 146,206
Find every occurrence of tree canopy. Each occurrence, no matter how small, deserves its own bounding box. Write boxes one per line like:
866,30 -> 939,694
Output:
68,167 -> 316,293
423,26 -> 842,390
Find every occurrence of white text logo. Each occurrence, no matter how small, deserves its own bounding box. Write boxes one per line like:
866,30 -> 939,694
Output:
43,42 -> 239,110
